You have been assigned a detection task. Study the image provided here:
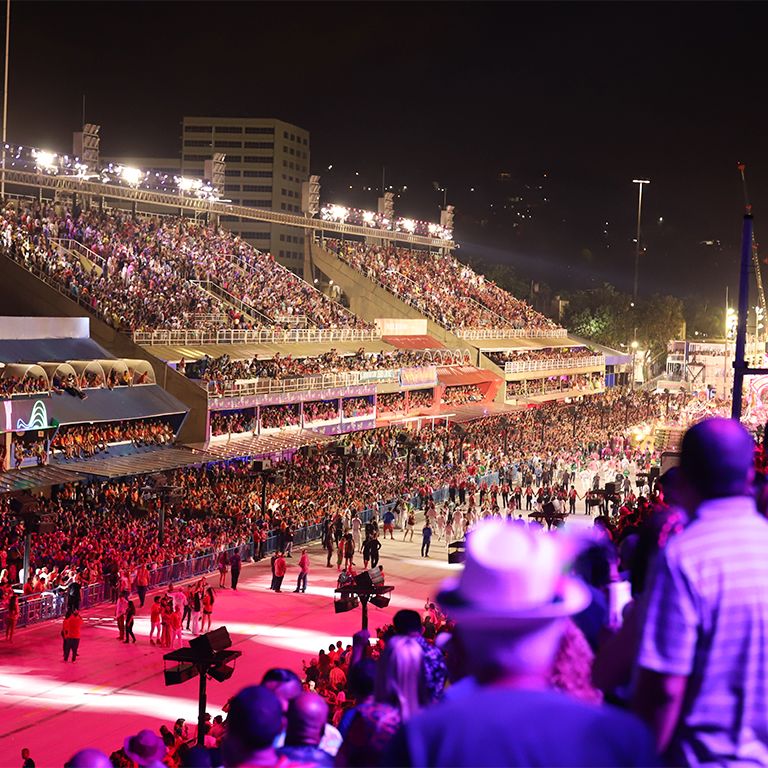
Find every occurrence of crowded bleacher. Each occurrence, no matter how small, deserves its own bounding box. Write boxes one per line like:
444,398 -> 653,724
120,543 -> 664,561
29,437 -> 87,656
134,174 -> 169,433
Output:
184,347 -> 452,391
0,201 -> 370,333
487,345 -> 598,366
325,239 -> 561,333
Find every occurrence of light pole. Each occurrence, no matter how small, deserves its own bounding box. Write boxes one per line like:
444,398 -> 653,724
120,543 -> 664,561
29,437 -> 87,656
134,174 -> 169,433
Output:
632,179 -> 650,300
630,340 -> 639,390
1,0 -> 10,199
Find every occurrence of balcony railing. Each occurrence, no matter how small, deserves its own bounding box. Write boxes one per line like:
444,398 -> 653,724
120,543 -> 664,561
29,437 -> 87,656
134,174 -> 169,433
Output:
133,327 -> 381,347
205,368 -> 399,398
504,355 -> 605,374
455,327 -> 569,339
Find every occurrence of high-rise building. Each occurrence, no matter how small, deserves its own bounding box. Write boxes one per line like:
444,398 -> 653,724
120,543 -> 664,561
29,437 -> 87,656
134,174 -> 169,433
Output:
181,117 -> 310,274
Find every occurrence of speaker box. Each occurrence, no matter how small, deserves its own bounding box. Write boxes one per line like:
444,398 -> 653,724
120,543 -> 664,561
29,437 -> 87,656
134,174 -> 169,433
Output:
448,550 -> 466,565
10,495 -> 38,515
252,459 -> 272,473
605,482 -> 617,496
334,596 -> 359,613
164,662 -> 198,686
209,662 -> 235,683
649,466 -> 661,483
355,566 -> 384,589
189,627 -> 232,655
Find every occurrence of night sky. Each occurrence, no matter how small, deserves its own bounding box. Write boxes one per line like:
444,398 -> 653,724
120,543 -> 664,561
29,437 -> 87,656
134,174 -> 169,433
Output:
5,1 -> 767,302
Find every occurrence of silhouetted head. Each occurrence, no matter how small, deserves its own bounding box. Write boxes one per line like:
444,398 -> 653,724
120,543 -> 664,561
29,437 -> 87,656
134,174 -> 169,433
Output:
222,686 -> 282,766
681,418 -> 755,501
285,692 -> 329,747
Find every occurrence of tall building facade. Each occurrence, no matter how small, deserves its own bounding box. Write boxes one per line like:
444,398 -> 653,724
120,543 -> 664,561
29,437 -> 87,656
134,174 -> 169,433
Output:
181,117 -> 310,274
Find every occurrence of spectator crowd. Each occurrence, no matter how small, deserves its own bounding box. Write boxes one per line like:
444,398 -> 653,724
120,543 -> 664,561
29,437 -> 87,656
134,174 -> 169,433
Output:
326,238 -> 561,333
0,201 -> 368,334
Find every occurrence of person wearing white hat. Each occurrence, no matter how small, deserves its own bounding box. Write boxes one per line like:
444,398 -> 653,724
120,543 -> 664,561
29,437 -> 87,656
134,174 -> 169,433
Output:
384,519 -> 658,767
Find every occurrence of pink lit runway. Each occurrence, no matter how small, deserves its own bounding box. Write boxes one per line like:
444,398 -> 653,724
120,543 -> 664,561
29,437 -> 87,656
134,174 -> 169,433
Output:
0,537 -> 458,766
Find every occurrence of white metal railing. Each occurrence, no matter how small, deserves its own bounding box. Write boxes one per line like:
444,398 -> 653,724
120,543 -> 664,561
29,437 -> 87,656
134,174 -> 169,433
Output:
191,278 -> 273,325
205,369 -> 398,398
51,238 -> 106,270
504,355 -> 605,374
455,327 -> 568,339
133,327 -> 382,347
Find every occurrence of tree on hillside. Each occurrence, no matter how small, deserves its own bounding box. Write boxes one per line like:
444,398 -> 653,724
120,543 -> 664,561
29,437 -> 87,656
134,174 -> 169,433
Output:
564,284 -> 684,378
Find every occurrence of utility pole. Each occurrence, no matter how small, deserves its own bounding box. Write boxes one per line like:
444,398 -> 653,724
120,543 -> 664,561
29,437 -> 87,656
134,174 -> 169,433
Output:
632,179 -> 650,299
1,0 -> 11,199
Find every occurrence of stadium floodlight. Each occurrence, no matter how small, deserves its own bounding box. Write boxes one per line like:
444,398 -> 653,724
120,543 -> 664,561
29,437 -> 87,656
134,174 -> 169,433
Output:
120,166 -> 143,186
329,204 -> 348,222
32,149 -> 57,172
362,210 -> 376,225
400,218 -> 416,233
178,176 -> 202,193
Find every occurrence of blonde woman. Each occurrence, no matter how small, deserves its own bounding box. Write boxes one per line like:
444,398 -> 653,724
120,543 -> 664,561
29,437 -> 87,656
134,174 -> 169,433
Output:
336,635 -> 428,767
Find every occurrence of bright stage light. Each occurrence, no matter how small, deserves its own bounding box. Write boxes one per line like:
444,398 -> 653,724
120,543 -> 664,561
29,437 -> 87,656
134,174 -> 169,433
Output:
362,210 -> 375,225
400,218 -> 416,233
329,204 -> 348,221
120,166 -> 143,186
178,176 -> 202,192
32,149 -> 57,171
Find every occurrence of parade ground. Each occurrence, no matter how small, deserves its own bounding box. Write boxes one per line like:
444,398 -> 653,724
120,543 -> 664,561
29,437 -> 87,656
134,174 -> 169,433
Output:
0,537 -> 458,765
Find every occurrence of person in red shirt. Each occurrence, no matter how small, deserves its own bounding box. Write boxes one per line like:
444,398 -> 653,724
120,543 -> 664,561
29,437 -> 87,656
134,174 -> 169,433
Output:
273,553 -> 287,593
149,596 -> 162,645
62,608 -> 83,662
294,549 -> 310,593
202,587 -> 215,633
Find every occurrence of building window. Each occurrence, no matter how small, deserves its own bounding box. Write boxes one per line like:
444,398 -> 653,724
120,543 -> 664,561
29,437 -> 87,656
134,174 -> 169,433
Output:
185,140 -> 212,147
283,131 -> 288,138
215,126 -> 243,134
224,169 -> 242,177
215,140 -> 242,148
243,170 -> 272,177
224,156 -> 242,163
245,157 -> 272,164
183,154 -> 208,162
244,142 -> 274,150
185,125 -> 212,133
242,184 -> 272,192
245,126 -> 274,135
240,199 -> 272,208
224,184 -> 241,192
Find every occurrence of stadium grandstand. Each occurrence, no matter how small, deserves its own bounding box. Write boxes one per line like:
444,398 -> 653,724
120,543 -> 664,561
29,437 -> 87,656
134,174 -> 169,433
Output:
0,133 -> 748,767
0,141 -> 634,453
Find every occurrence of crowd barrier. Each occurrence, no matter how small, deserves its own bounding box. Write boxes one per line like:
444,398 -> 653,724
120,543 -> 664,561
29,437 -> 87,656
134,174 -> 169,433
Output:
0,472 -> 499,631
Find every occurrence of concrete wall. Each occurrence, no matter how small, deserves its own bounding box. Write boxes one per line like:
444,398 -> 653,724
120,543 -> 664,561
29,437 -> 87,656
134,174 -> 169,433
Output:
0,256 -> 208,443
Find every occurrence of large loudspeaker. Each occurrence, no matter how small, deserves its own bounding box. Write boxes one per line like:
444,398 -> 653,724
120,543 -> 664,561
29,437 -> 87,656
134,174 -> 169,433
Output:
164,662 -> 198,686
209,663 -> 235,683
10,495 -> 38,515
605,482 -> 617,496
252,459 -> 272,473
189,627 -> 232,655
649,466 -> 661,484
334,596 -> 359,613
355,566 -> 384,589
448,541 -> 466,565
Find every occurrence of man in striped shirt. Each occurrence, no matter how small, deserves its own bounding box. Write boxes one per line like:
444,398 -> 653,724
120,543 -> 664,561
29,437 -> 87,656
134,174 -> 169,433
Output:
634,418 -> 768,766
